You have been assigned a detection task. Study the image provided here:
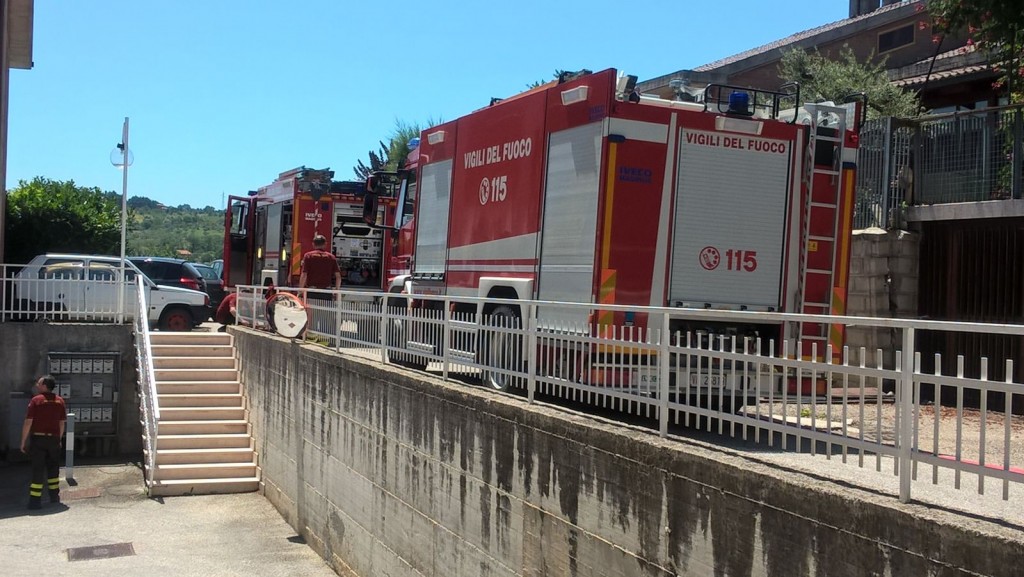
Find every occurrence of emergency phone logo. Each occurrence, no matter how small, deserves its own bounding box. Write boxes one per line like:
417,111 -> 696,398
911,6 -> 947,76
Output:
479,176 -> 508,205
479,177 -> 491,205
699,246 -> 721,271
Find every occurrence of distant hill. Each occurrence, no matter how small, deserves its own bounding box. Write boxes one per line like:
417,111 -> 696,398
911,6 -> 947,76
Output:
126,196 -> 225,264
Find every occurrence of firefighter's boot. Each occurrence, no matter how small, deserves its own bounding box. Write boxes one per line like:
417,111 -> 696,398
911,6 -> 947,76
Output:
48,476 -> 61,504
28,483 -> 43,510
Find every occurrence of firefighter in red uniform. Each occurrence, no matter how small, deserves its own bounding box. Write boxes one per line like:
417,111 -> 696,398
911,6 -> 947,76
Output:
299,234 -> 341,336
20,375 -> 67,509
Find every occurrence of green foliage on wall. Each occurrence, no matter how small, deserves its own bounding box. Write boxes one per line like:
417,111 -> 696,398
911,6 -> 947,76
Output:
5,177 -> 125,264
5,176 -> 226,265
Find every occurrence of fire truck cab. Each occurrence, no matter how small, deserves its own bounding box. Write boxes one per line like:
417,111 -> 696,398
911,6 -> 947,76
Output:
223,166 -> 397,293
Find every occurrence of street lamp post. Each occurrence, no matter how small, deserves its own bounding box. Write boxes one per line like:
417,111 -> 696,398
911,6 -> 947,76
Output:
110,117 -> 132,323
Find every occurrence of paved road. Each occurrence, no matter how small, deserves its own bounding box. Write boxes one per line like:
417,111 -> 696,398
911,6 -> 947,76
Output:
0,461 -> 336,577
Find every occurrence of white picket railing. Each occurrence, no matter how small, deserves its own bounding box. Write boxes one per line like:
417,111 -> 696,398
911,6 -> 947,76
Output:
239,285 -> 1024,504
0,263 -> 136,323
132,276 -> 160,491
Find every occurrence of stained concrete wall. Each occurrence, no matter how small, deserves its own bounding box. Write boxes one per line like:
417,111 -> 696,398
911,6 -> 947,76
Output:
0,323 -> 140,458
846,228 -> 920,370
235,328 -> 1021,577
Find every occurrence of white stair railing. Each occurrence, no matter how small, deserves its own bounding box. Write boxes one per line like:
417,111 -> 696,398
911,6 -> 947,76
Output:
132,276 -> 160,490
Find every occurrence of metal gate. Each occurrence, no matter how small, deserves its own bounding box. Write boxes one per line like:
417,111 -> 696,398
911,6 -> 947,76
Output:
918,217 -> 1024,413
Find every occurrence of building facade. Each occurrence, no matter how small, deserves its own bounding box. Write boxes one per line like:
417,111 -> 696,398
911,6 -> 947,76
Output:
1,0 -> 34,263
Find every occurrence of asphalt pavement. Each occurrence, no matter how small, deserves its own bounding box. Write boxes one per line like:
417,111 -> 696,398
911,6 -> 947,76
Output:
0,460 -> 337,577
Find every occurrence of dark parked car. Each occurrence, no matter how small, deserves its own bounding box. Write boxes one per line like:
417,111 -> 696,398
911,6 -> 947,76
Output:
128,257 -> 216,318
193,263 -> 226,311
129,256 -> 206,291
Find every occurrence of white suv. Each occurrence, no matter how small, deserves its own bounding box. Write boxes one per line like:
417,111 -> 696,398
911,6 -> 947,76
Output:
12,254 -> 211,331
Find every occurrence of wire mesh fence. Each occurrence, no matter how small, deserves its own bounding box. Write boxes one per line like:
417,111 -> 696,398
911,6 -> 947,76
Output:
854,105 -> 1023,229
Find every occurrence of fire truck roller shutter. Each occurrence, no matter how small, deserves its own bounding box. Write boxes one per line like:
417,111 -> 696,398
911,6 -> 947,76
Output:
536,122 -> 603,329
669,128 -> 794,310
413,160 -> 453,276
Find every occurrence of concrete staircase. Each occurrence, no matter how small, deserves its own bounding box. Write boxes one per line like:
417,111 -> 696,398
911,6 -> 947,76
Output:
147,332 -> 260,497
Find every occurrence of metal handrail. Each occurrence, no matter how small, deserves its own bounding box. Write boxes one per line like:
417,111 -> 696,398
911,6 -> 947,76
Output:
133,276 -> 160,490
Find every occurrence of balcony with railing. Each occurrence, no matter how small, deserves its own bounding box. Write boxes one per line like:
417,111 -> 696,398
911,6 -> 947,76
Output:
855,104 -> 1024,229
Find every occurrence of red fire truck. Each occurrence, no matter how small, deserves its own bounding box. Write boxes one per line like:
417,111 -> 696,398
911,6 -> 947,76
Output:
223,166 -> 399,293
364,68 -> 860,394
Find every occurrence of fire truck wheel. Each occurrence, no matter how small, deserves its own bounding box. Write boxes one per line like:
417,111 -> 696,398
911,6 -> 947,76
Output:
159,307 -> 194,332
385,318 -> 427,371
482,305 -> 523,391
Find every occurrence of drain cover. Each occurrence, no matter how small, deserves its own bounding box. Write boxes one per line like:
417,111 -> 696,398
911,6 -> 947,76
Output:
66,542 -> 135,562
62,487 -> 102,501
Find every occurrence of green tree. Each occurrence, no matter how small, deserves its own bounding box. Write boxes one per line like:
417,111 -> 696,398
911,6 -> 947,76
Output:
929,0 -> 1023,102
353,140 -> 391,180
5,177 -> 129,264
778,45 -> 921,119
527,69 -> 568,89
127,200 -> 226,263
353,118 -> 439,179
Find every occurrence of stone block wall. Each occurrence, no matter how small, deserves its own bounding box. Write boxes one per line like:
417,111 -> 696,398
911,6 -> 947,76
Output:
845,228 -> 920,370
234,329 -> 1021,577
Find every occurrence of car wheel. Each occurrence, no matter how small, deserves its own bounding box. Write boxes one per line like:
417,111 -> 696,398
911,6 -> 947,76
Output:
159,307 -> 194,332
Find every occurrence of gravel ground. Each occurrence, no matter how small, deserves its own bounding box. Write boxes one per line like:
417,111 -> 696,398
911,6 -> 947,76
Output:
747,397 -> 1024,470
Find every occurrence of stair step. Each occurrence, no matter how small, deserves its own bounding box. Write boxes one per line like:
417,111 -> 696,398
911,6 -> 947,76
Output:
160,407 -> 246,421
158,420 -> 249,435
150,333 -> 233,346
150,476 -> 260,497
151,345 -> 235,358
156,462 -> 258,480
157,433 -> 253,450
154,357 -> 237,369
155,368 -> 239,382
156,447 -> 257,464
158,393 -> 244,407
157,381 -> 241,395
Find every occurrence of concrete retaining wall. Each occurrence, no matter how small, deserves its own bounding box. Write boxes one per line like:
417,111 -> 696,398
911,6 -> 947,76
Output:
235,329 -> 1021,577
0,323 -> 140,458
846,228 -> 919,370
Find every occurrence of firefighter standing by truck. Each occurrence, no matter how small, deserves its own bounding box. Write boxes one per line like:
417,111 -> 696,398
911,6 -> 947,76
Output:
300,234 -> 342,336
20,375 -> 67,509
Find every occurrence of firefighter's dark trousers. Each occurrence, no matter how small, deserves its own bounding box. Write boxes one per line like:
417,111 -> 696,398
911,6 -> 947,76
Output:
28,435 -> 61,506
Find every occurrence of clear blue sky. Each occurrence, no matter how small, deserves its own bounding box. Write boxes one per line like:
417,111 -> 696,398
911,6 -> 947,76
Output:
7,1 -> 848,209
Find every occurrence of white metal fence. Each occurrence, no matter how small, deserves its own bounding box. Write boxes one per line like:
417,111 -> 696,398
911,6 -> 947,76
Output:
239,285 -> 1024,504
133,276 -> 160,491
0,263 -> 137,323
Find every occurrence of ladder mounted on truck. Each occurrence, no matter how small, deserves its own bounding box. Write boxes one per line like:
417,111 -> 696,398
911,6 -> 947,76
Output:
794,103 -> 848,360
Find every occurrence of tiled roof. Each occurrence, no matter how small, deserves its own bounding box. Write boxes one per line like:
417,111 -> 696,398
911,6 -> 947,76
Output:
893,65 -> 991,87
889,42 -> 993,87
693,1 -> 921,72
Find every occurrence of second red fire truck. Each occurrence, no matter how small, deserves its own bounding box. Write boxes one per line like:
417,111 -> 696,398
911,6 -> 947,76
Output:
223,166 -> 400,293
